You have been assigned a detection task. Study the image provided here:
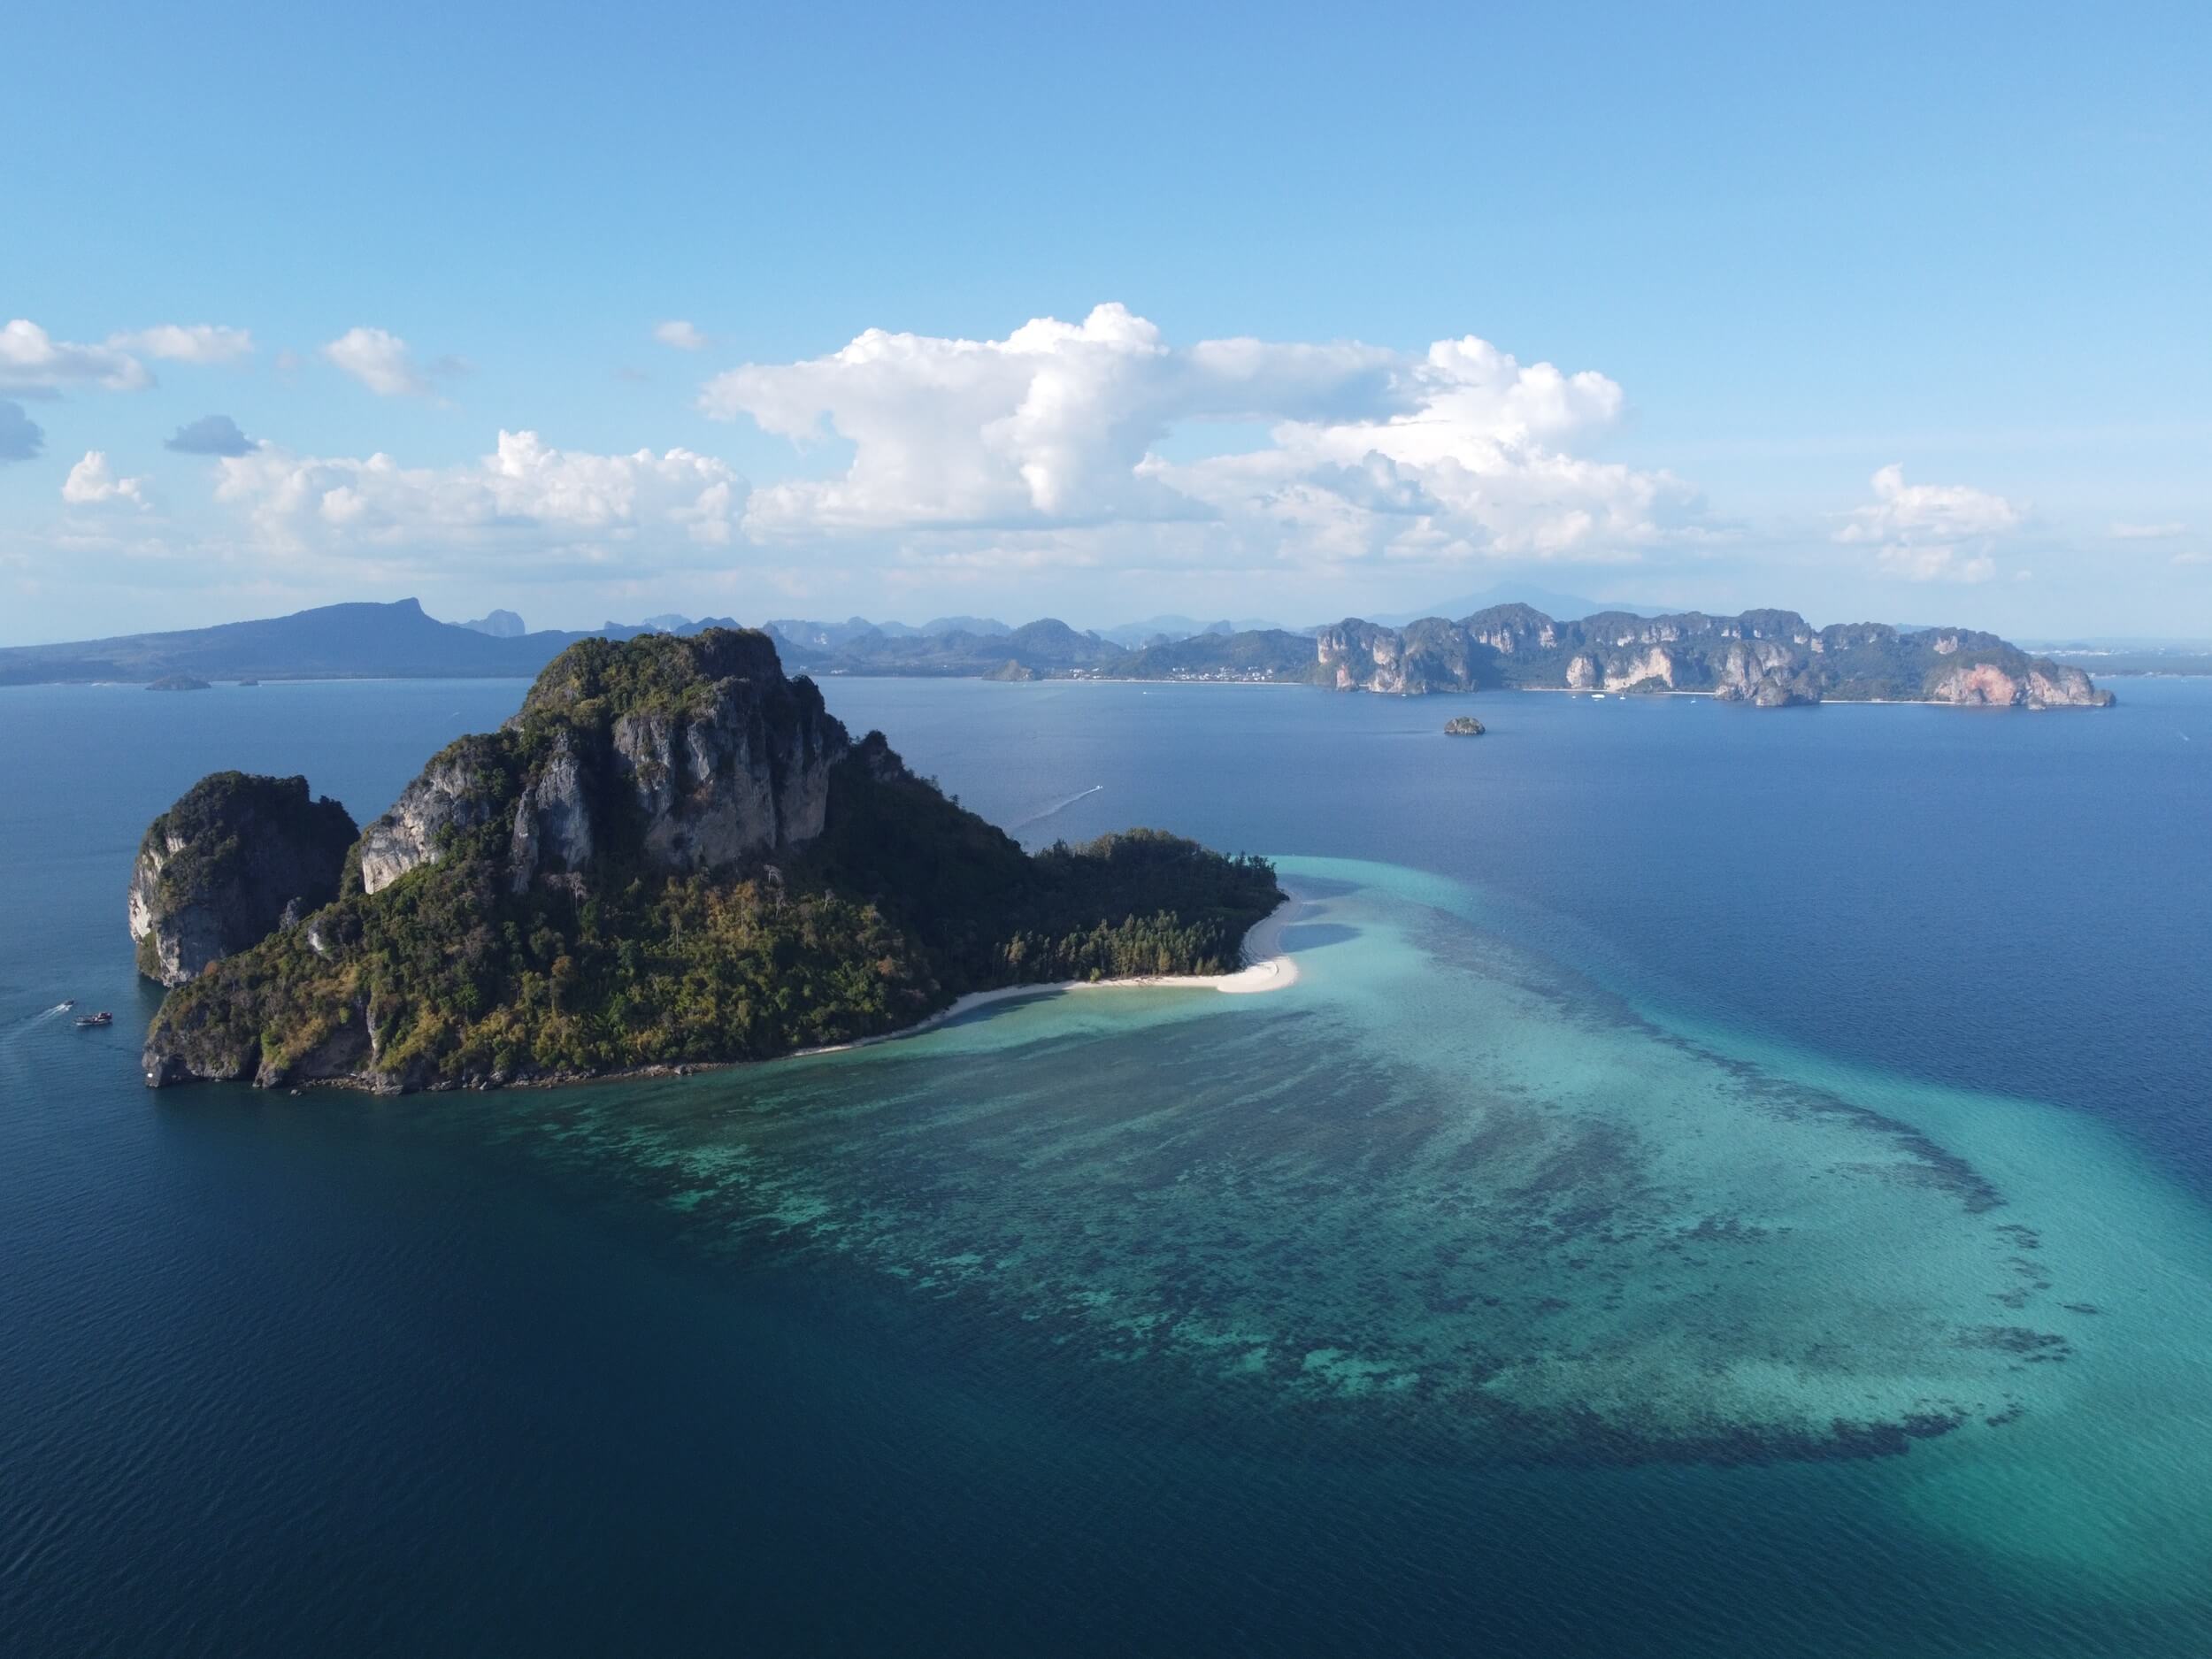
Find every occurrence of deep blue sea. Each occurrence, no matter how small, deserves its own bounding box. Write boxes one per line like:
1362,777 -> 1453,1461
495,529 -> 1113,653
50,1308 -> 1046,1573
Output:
4,675 -> 2209,1656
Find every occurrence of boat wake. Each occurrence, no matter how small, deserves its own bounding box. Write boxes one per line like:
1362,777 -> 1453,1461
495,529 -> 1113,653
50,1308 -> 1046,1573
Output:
0,1002 -> 76,1051
1011,784 -> 1102,831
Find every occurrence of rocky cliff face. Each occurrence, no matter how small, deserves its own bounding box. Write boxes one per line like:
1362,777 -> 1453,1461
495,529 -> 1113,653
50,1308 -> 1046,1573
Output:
507,727 -> 595,891
1316,619 -> 1411,693
605,678 -> 842,872
357,736 -> 509,895
1316,617 -> 1483,694
129,772 -> 357,986
1302,604 -> 2109,707
1927,661 -> 2109,708
1711,641 -> 1821,706
356,628 -> 851,898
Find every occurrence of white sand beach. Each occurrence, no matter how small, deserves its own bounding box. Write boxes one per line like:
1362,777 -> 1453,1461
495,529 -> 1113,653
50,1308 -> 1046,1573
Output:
801,895 -> 1302,1056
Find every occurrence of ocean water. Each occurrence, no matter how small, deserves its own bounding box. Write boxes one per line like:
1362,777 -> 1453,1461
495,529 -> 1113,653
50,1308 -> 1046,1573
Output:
3,676 -> 2208,1655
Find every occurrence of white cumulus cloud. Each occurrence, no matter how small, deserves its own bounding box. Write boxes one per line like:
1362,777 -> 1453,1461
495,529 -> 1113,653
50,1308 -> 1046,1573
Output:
62,451 -> 152,509
1835,464 -> 2021,583
654,319 -> 710,351
210,430 -> 746,571
323,326 -> 433,397
698,303 -> 1700,572
1,319 -> 153,395
0,319 -> 257,395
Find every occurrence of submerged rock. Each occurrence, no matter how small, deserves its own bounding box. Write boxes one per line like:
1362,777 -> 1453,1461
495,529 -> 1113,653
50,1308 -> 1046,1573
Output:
129,772 -> 357,986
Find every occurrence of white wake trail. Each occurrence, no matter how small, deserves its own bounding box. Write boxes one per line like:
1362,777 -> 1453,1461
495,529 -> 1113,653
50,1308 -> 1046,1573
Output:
1011,784 -> 1103,831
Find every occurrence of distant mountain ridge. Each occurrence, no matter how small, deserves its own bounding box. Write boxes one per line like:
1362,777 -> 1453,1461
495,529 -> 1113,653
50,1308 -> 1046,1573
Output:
0,600 -> 753,687
0,596 -> 2109,706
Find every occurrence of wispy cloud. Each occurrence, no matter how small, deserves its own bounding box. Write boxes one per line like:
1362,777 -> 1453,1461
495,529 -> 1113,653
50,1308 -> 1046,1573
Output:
1,319 -> 152,395
110,324 -> 255,364
323,326 -> 434,397
1834,464 -> 2021,583
207,429 -> 746,575
654,319 -> 711,351
1,318 -> 256,396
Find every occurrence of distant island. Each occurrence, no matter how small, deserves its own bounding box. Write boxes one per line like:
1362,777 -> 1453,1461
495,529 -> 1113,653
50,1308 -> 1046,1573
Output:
1444,716 -> 1486,736
137,630 -> 1283,1093
4,595 -> 2110,709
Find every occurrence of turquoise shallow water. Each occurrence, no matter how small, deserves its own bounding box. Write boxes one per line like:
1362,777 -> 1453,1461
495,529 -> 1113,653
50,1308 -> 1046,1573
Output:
4,676 -> 2209,1655
453,858 -> 2212,1598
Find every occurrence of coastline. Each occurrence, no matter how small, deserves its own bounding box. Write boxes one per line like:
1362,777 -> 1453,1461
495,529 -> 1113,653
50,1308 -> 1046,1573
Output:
288,895 -> 1305,1094
792,894 -> 1303,1058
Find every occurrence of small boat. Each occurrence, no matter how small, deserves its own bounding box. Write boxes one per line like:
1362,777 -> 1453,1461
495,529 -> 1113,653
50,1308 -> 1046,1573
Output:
75,1011 -> 113,1028
60,999 -> 76,1010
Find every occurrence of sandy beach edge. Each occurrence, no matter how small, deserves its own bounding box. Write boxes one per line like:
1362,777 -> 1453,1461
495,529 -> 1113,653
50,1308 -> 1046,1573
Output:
793,894 -> 1303,1059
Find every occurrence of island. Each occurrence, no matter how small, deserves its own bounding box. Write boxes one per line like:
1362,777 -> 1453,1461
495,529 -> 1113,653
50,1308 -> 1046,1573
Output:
3,595 -> 2110,709
137,628 -> 1283,1093
1443,716 -> 1486,736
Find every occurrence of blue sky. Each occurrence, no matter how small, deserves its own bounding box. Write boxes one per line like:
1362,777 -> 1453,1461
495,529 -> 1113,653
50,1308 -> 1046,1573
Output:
4,0 -> 2207,641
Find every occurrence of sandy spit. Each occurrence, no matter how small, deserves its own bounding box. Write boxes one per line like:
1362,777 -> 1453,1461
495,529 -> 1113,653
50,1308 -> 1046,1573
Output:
795,895 -> 1303,1058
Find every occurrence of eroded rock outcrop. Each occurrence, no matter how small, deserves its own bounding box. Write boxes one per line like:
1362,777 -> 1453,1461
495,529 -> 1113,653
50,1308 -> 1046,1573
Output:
1316,619 -> 1411,693
129,772 -> 357,986
508,727 -> 595,892
1712,641 -> 1821,706
606,671 -> 843,872
355,628 -> 852,902
357,735 -> 508,895
1928,661 -> 2110,709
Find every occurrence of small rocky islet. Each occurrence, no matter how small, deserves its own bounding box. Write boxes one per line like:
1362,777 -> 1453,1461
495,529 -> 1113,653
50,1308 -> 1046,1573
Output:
135,628 -> 1281,1094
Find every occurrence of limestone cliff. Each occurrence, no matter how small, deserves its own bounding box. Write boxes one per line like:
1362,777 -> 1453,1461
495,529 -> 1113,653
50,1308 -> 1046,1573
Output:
1294,605 -> 2108,707
1926,659 -> 2108,709
356,736 -> 509,895
355,627 -> 849,898
1316,619 -> 1412,693
129,772 -> 357,986
1315,616 -> 1482,695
